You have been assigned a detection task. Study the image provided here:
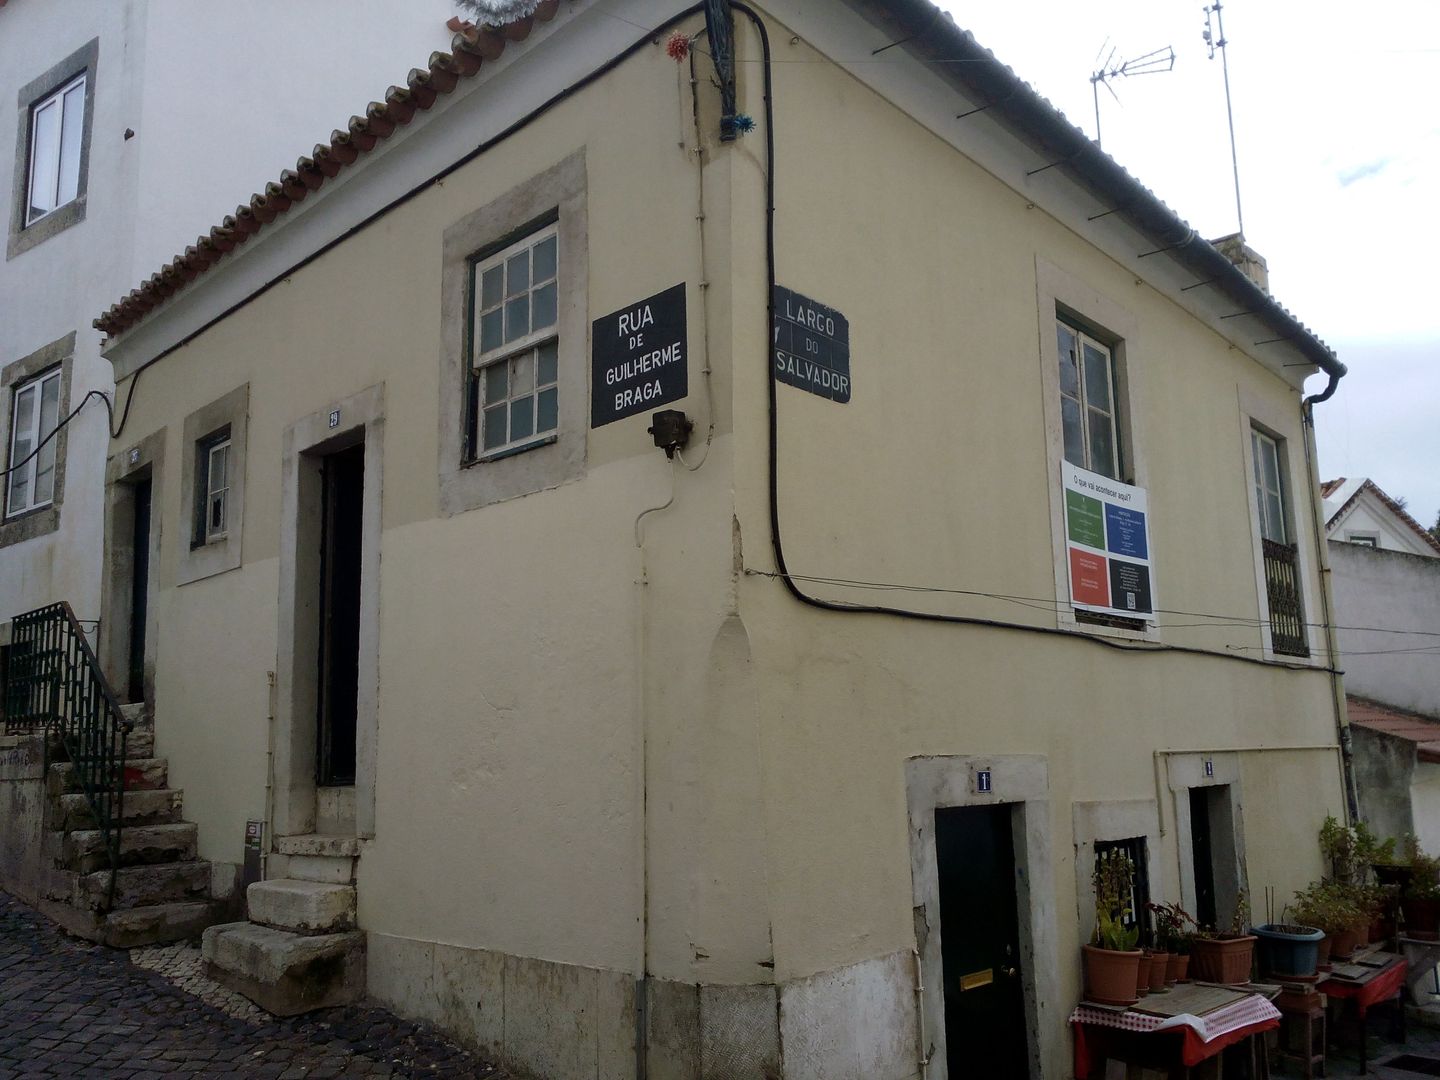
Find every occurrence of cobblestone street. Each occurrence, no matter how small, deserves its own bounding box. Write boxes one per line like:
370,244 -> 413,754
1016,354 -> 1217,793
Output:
0,892 -> 509,1079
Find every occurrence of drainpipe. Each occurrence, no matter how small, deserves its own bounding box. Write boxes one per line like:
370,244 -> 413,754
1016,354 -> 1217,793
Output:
1300,381 -> 1360,822
262,669 -> 277,878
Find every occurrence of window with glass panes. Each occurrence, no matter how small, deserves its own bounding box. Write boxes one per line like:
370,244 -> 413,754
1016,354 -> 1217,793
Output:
6,368 -> 61,517
26,74 -> 86,227
470,224 -> 559,457
1251,429 -> 1287,544
193,428 -> 231,545
1057,320 -> 1120,480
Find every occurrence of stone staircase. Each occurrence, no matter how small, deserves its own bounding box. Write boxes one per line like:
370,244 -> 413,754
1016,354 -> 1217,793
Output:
38,705 -> 229,947
202,834 -> 365,1015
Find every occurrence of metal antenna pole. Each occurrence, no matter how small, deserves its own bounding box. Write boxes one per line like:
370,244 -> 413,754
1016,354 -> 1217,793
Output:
1089,43 -> 1174,150
1205,1 -> 1245,237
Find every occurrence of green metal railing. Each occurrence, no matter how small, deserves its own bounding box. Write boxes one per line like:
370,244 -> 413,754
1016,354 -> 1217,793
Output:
4,602 -> 132,908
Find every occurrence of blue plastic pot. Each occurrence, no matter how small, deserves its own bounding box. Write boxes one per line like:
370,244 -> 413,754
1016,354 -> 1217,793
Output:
1255,923 -> 1325,980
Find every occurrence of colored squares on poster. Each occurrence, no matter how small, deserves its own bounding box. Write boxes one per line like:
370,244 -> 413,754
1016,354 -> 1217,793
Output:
1108,559 -> 1152,614
1104,504 -> 1148,560
1069,548 -> 1110,607
1066,489 -> 1105,549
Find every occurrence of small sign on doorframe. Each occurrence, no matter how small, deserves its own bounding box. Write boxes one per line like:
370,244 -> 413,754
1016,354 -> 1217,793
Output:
1204,758 -> 1214,778
328,409 -> 341,429
971,765 -> 994,796
128,447 -> 141,464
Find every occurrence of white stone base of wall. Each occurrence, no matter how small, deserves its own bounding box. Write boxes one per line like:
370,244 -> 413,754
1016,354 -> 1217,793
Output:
365,932 -> 921,1080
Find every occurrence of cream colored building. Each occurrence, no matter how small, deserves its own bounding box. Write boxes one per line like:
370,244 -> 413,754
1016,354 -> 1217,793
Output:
85,1 -> 1353,1076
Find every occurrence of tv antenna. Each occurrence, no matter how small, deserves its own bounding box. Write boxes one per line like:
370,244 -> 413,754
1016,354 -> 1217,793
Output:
1089,41 -> 1175,149
1203,1 -> 1245,237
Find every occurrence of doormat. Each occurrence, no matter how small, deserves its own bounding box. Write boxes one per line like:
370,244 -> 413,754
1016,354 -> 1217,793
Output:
1383,1054 -> 1440,1076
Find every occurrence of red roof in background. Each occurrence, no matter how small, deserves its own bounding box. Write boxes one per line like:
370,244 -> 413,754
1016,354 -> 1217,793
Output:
93,0 -> 561,339
1323,477 -> 1440,556
1348,696 -> 1440,764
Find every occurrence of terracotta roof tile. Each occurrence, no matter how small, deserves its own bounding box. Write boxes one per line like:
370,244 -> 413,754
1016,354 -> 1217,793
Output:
1321,478 -> 1346,498
1348,696 -> 1440,763
93,0 -> 563,339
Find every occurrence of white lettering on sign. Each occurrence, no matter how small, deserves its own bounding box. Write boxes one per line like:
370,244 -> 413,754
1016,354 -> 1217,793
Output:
774,351 -> 851,397
605,342 -> 684,386
617,305 -> 656,338
784,297 -> 836,337
328,410 -> 341,429
615,380 -> 665,411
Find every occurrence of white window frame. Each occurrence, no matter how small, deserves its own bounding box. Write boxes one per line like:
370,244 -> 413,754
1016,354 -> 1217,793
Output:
6,367 -> 62,518
1250,428 -> 1288,544
202,436 -> 231,543
25,73 -> 86,227
470,222 -> 560,460
1346,532 -> 1379,548
1057,318 -> 1121,480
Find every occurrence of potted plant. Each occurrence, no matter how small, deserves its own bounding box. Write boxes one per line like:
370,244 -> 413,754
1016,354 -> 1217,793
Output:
1254,917 -> 1324,982
1401,836 -> 1440,940
1082,848 -> 1143,1005
1190,890 -> 1256,984
1148,901 -> 1194,984
1291,880 -> 1367,966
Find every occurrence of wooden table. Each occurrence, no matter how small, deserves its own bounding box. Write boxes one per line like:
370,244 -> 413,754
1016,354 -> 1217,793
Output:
1070,983 -> 1280,1078
1317,952 -> 1407,1074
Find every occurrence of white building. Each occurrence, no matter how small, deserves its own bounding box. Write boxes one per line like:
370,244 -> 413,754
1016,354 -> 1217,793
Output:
1322,476 -> 1440,559
1,1 -> 457,666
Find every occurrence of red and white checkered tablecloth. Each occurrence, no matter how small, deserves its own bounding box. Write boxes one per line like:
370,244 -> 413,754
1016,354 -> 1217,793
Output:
1069,994 -> 1280,1040
1070,994 -> 1281,1075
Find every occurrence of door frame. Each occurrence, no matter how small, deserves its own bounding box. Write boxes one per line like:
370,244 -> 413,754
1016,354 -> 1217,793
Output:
906,754 -> 1056,1080
102,428 -> 166,705
275,384 -> 384,839
1165,751 -> 1249,931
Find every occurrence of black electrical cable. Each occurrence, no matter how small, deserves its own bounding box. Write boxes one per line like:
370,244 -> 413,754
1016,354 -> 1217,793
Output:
734,1 -> 1338,675
0,367 -> 143,481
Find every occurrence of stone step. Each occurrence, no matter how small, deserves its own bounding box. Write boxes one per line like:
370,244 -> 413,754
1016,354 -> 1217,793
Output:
59,861 -> 212,911
248,879 -> 355,935
48,757 -> 168,795
40,898 -> 222,948
62,821 -> 197,874
275,834 -> 361,858
55,788 -> 183,830
124,729 -> 155,758
202,921 -> 365,1016
284,854 -> 357,885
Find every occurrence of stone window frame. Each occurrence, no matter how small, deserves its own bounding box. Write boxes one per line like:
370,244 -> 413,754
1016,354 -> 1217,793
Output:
0,332 -> 74,549
8,39 -> 99,260
1035,258 -> 1158,644
439,151 -> 587,515
1072,799 -> 1162,950
176,384 -> 248,586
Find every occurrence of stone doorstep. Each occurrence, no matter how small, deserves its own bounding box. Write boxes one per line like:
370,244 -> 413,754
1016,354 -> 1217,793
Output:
39,897 -> 220,948
284,854 -> 357,885
202,921 -> 366,1017
62,821 -> 197,874
275,834 -> 362,858
56,788 -> 183,829
247,879 -> 356,935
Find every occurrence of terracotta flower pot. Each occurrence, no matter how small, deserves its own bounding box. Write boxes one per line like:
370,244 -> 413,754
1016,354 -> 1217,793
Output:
1147,950 -> 1170,991
1316,934 -> 1332,971
1329,925 -> 1361,960
1135,953 -> 1151,996
1189,935 -> 1256,984
1167,953 -> 1191,984
1082,944 -> 1142,1007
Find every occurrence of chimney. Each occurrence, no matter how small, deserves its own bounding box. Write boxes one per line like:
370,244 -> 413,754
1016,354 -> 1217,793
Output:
1211,232 -> 1269,293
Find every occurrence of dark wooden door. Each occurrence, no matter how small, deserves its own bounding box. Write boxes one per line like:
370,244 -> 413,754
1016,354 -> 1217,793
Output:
316,444 -> 363,786
936,804 -> 1030,1078
126,477 -> 152,704
1190,787 -> 1218,930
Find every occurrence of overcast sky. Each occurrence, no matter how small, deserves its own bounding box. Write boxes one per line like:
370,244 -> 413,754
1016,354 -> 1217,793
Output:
942,0 -> 1440,529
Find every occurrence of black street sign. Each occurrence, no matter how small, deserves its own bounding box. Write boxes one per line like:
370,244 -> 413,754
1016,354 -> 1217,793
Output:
592,283 -> 687,427
773,285 -> 850,403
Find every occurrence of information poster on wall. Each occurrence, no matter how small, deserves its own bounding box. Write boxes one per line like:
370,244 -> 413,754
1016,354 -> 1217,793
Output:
1062,461 -> 1156,621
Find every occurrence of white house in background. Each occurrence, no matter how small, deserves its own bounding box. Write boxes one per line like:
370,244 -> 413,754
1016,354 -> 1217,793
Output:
1,1 -> 456,691
1322,477 -> 1440,559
